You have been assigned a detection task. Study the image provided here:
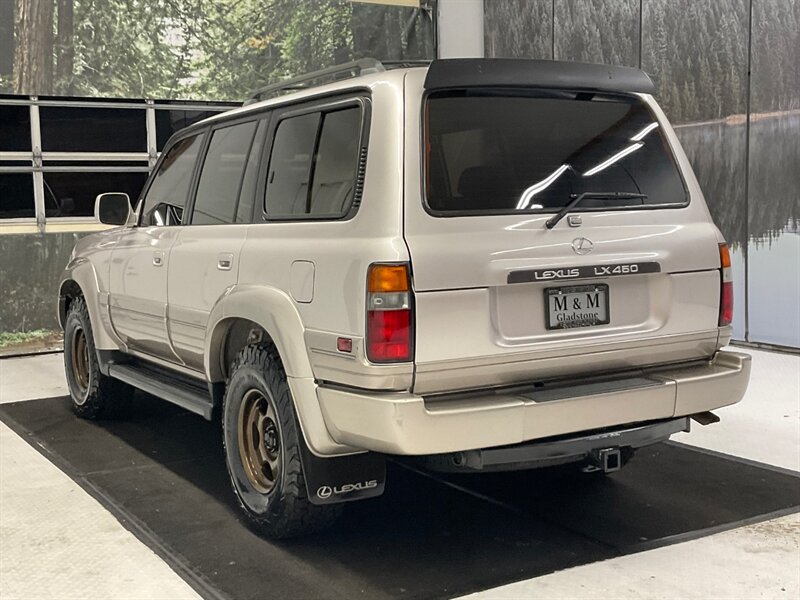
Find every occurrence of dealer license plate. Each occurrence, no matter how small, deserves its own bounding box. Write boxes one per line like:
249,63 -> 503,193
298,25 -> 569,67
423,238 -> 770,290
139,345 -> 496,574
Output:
545,284 -> 610,330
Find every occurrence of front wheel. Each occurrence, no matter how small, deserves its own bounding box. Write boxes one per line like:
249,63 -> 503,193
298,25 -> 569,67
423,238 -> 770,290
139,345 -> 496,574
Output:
221,344 -> 342,539
63,296 -> 133,419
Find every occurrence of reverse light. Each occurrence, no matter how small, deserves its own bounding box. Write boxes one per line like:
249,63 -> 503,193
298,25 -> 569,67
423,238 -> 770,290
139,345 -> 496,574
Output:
366,263 -> 413,363
719,243 -> 733,326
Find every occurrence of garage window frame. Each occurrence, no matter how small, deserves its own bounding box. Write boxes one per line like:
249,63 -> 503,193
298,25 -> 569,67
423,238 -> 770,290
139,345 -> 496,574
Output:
0,96 -> 236,231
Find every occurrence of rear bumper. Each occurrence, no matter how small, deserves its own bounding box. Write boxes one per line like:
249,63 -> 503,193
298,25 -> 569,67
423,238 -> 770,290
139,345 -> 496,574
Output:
418,417 -> 691,472
316,350 -> 751,455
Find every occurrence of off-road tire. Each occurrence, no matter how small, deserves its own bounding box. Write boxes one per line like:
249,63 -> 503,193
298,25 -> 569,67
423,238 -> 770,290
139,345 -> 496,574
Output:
222,344 -> 343,539
63,297 -> 133,419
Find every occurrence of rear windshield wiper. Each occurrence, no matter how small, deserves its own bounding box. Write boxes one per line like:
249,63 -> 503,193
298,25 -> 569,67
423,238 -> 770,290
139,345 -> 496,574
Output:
545,191 -> 648,229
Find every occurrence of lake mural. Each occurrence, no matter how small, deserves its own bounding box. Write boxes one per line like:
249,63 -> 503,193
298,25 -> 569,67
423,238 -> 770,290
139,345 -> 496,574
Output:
676,114 -> 800,244
485,0 -> 800,349
677,113 -> 800,344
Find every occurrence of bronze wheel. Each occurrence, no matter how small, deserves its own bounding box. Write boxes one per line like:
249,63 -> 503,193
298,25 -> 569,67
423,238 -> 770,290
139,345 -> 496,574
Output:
70,325 -> 90,402
238,388 -> 282,495
64,296 -> 133,419
223,344 -> 343,538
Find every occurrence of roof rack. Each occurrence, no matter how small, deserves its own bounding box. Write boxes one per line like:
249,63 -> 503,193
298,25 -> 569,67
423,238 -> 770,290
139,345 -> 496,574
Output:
381,60 -> 432,69
245,58 -> 385,105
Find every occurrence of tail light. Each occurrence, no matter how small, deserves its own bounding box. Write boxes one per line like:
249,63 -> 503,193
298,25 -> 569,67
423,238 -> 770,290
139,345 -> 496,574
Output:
366,263 -> 413,363
718,243 -> 733,326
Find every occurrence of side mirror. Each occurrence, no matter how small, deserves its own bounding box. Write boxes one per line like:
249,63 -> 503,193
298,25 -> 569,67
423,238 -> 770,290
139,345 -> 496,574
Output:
95,192 -> 132,226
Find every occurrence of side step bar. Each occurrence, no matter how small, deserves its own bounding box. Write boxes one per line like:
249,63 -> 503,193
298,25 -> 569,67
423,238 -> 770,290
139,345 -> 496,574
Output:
108,363 -> 215,419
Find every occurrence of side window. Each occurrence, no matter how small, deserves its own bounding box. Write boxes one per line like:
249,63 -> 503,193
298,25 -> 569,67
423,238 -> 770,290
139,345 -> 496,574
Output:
264,112 -> 320,216
264,103 -> 363,219
309,107 -> 361,216
235,119 -> 267,224
191,121 -> 257,225
141,134 -> 203,226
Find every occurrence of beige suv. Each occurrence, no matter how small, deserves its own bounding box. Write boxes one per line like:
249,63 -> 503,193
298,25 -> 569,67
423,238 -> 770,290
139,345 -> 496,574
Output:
58,58 -> 751,538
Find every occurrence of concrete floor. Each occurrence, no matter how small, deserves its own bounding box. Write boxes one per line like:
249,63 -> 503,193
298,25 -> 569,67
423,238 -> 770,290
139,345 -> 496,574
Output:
1,347 -> 798,599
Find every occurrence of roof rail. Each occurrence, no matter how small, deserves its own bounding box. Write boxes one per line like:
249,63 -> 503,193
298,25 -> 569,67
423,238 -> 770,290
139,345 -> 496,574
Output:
381,60 -> 432,69
245,58 -> 387,105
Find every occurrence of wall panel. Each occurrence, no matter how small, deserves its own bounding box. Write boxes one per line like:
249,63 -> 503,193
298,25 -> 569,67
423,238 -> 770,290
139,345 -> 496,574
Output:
641,0 -> 750,340
554,0 -> 638,66
0,232 -> 83,332
484,0 -> 553,59
746,0 -> 800,347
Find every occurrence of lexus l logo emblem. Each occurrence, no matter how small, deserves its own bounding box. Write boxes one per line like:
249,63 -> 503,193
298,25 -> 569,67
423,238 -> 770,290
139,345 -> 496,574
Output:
317,486 -> 333,499
572,237 -> 593,255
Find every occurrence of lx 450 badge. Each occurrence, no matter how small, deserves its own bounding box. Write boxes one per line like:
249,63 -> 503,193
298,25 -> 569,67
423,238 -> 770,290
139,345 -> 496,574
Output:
507,261 -> 661,284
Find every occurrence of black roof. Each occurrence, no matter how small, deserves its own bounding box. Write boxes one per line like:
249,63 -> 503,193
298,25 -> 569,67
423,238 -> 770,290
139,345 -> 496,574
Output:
424,58 -> 655,95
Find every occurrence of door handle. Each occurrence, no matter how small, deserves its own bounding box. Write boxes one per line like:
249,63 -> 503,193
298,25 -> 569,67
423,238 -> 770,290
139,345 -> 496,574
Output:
217,253 -> 234,271
153,251 -> 164,267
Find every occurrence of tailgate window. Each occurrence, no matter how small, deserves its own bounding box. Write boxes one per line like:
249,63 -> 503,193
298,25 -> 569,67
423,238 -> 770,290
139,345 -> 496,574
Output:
425,90 -> 687,215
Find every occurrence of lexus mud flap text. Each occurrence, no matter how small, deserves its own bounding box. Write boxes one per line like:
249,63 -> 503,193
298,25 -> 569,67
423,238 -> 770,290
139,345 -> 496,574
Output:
298,439 -> 386,505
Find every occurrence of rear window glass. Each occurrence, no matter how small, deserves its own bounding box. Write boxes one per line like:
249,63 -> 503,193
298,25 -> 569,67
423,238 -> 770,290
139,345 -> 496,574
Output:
425,91 -> 687,215
264,106 -> 362,219
265,112 -> 320,216
308,108 -> 361,216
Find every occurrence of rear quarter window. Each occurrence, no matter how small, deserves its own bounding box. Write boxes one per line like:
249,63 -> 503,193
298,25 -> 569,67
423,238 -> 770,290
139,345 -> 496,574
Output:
425,90 -> 687,215
264,104 -> 364,220
265,112 -> 320,217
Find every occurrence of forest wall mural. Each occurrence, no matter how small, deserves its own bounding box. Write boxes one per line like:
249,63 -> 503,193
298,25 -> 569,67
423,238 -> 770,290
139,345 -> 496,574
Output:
0,0 -> 434,341
0,0 -> 433,100
0,0 -> 797,347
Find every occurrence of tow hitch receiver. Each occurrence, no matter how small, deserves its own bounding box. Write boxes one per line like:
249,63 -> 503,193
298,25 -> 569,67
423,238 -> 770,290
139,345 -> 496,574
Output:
592,447 -> 622,473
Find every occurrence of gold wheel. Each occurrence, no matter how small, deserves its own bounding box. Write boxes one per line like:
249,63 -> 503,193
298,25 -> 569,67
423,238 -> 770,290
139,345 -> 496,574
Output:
237,389 -> 282,494
70,326 -> 90,402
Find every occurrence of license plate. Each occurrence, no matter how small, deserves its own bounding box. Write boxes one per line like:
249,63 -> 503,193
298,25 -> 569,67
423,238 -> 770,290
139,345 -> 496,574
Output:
545,284 -> 610,330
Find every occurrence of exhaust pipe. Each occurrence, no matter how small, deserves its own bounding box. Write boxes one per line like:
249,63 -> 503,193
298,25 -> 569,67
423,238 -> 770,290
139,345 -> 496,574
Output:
691,411 -> 720,426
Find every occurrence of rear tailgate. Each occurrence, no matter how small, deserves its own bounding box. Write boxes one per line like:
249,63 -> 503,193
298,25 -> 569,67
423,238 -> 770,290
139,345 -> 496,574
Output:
403,70 -> 723,395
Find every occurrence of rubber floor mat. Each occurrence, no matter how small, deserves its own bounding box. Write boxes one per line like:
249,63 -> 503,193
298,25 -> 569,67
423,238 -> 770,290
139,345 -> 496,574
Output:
1,395 -> 798,600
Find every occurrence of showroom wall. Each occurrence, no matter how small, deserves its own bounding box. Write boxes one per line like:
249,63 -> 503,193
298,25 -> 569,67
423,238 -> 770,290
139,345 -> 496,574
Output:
0,97 -> 236,334
484,0 -> 800,349
1,0 -> 433,99
1,1 -> 797,349
0,0 -> 434,337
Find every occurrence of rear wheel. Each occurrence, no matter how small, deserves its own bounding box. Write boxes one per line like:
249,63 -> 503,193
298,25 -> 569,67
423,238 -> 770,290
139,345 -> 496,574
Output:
63,297 -> 133,419
222,344 -> 342,539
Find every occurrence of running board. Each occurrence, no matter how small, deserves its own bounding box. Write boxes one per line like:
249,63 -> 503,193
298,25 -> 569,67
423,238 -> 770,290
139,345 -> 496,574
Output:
108,363 -> 214,419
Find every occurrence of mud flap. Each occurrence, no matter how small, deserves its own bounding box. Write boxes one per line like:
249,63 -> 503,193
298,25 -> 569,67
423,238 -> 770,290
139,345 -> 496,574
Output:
298,438 -> 386,506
